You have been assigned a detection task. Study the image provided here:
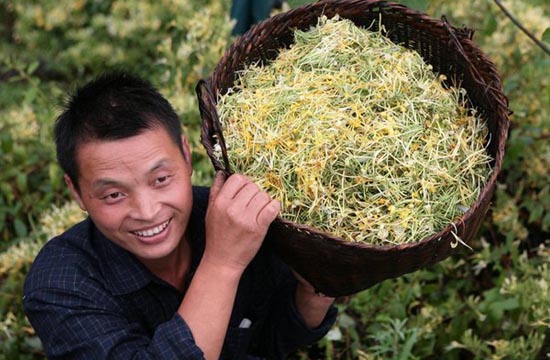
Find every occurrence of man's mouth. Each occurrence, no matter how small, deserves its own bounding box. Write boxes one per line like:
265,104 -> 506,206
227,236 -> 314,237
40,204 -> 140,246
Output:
131,219 -> 171,238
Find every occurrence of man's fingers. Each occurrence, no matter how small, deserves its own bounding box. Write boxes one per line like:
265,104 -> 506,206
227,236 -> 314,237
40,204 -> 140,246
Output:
211,172 -> 279,226
256,199 -> 280,226
217,174 -> 255,201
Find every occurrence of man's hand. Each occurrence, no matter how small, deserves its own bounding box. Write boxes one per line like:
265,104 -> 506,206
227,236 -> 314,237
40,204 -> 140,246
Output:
203,172 -> 281,274
293,271 -> 335,329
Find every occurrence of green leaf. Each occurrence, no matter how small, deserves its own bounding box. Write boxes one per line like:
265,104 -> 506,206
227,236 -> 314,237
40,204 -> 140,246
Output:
14,218 -> 28,238
338,313 -> 356,328
48,163 -> 63,190
1,131 -> 14,154
526,202 -> 544,224
398,328 -> 418,360
27,60 -> 39,75
23,86 -> 38,104
17,173 -> 28,193
542,28 -> 550,44
485,14 -> 498,36
488,297 -> 520,321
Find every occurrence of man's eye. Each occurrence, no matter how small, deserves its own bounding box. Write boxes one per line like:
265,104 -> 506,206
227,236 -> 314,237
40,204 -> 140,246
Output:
155,175 -> 172,186
103,192 -> 124,201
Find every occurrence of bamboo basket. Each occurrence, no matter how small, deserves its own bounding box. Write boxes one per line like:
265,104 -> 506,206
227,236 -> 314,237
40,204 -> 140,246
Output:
196,0 -> 510,297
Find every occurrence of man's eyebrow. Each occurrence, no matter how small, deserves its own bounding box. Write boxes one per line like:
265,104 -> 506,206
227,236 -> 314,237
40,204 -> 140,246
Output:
148,159 -> 175,173
91,178 -> 122,191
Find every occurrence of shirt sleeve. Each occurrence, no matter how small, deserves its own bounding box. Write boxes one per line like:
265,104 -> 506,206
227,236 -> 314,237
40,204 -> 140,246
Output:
251,253 -> 338,358
23,281 -> 205,360
274,276 -> 337,356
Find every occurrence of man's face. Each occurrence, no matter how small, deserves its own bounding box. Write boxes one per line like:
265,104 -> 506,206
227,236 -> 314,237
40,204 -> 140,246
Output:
66,126 -> 193,263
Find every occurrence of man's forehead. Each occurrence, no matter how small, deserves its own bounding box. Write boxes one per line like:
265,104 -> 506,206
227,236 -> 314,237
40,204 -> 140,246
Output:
74,129 -> 182,181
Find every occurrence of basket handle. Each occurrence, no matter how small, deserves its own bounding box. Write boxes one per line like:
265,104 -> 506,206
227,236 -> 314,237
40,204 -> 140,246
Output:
196,79 -> 232,176
441,17 -> 487,89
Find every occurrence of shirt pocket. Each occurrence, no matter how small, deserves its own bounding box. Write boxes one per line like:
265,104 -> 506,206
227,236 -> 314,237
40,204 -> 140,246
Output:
222,319 -> 257,360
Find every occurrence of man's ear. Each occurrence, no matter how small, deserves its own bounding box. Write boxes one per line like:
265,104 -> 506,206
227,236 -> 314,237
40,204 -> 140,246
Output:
181,135 -> 193,175
64,174 -> 86,211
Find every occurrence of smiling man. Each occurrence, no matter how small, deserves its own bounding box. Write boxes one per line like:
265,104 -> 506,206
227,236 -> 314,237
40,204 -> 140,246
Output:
23,72 -> 336,359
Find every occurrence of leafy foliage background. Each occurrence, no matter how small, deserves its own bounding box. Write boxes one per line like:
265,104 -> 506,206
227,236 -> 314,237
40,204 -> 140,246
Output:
0,0 -> 548,359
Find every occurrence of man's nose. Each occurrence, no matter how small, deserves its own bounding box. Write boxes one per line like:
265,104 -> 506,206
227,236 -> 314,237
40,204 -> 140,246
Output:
130,190 -> 159,221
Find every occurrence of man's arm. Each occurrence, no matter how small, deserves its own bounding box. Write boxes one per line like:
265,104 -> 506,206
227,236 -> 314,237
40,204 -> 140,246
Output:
24,276 -> 205,359
294,273 -> 336,329
178,172 -> 280,359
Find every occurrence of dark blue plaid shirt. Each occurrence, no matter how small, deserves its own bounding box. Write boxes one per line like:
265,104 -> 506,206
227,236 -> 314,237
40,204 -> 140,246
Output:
23,186 -> 336,359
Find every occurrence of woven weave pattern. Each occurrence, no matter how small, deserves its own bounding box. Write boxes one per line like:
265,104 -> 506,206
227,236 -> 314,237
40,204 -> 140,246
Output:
197,0 -> 510,297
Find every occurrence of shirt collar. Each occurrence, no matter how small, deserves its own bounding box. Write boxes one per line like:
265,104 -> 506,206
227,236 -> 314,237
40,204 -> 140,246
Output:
93,226 -> 154,296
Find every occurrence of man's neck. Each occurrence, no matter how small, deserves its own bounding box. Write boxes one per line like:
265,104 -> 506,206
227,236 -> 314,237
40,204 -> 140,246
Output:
139,237 -> 192,292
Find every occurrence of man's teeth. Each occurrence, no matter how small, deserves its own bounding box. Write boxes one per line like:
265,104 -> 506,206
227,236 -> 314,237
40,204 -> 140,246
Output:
133,220 -> 169,237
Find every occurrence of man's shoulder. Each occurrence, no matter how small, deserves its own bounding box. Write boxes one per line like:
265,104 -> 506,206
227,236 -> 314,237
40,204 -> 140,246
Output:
35,217 -> 96,264
24,218 -> 99,294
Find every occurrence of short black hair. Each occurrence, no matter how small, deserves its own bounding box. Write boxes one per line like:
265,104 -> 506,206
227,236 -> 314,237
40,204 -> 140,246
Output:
54,71 -> 184,192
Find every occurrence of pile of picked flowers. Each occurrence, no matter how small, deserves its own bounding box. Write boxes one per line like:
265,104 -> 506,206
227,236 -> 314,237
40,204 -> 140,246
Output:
217,16 -> 492,245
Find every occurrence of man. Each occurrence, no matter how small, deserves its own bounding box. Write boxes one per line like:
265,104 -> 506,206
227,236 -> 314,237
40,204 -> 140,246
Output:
23,72 -> 336,359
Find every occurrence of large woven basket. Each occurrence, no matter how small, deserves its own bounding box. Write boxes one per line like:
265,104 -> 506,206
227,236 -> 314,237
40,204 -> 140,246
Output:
196,0 -> 510,297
